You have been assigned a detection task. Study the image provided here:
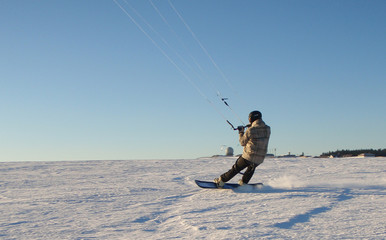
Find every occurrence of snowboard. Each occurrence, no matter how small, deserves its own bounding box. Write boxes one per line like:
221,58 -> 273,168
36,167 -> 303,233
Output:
195,180 -> 263,189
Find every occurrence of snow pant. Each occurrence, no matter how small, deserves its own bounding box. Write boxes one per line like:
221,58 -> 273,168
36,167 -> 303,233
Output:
220,156 -> 259,184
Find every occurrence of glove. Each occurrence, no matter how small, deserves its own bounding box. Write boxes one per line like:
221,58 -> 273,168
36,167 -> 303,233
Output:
237,126 -> 245,133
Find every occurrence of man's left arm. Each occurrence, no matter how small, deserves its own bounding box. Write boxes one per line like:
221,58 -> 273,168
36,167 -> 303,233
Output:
239,128 -> 249,146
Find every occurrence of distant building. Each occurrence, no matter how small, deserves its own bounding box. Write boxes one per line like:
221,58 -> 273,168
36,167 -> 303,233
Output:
358,153 -> 375,158
278,152 -> 296,158
225,147 -> 234,156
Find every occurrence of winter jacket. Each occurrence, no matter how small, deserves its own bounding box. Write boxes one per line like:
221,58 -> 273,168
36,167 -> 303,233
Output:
239,119 -> 271,165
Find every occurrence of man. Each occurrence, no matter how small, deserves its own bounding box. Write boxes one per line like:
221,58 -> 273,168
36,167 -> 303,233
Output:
214,111 -> 271,187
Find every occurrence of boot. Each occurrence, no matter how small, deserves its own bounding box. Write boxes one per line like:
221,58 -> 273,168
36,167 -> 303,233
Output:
238,179 -> 245,186
214,177 -> 225,188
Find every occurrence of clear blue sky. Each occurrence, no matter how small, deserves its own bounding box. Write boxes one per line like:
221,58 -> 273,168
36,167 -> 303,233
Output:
1,0 -> 385,161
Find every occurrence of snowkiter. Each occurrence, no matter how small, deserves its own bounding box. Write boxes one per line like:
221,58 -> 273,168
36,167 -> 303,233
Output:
214,111 -> 271,187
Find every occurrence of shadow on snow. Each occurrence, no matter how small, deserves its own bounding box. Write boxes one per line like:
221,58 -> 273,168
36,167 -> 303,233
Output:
272,189 -> 354,229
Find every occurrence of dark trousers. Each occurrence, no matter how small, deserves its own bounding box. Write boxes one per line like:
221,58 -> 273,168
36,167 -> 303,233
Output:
220,156 -> 258,184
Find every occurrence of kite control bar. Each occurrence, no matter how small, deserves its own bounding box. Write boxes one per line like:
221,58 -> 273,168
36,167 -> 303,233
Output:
226,120 -> 250,131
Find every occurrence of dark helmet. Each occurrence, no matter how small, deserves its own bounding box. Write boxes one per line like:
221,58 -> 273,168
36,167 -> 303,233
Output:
249,111 -> 262,123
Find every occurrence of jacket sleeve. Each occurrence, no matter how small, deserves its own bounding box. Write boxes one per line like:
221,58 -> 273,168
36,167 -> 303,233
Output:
239,129 -> 249,146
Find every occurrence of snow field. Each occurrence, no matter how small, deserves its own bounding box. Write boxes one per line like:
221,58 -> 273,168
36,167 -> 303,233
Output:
0,157 -> 385,239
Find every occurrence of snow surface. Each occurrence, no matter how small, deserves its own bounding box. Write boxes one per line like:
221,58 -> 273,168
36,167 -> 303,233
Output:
0,157 -> 385,239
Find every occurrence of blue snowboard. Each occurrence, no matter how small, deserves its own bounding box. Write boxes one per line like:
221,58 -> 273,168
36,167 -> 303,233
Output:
195,180 -> 263,189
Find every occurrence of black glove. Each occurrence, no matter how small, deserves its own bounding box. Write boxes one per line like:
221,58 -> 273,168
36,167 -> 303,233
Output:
237,126 -> 245,133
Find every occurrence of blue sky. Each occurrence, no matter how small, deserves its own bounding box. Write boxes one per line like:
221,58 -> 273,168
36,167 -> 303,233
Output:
1,0 -> 385,161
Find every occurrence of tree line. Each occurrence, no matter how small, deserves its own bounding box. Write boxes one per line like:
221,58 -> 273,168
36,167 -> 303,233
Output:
321,148 -> 386,157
